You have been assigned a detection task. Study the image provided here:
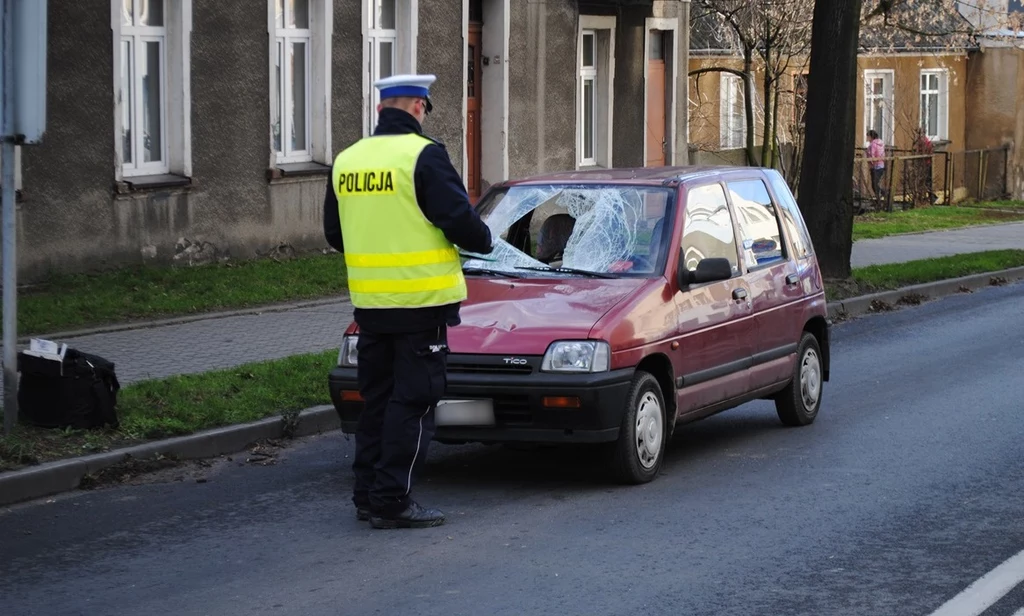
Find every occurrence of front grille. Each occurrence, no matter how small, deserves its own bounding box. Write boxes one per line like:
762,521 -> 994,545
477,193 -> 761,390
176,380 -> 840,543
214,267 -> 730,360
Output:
447,362 -> 533,375
446,354 -> 540,376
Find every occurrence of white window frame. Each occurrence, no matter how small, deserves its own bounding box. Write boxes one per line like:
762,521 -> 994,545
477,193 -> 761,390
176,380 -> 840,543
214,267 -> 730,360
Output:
268,0 -> 332,167
919,68 -> 949,141
580,30 -> 598,166
863,69 -> 895,146
362,0 -> 419,136
111,0 -> 192,180
719,73 -> 745,150
576,15 -> 616,169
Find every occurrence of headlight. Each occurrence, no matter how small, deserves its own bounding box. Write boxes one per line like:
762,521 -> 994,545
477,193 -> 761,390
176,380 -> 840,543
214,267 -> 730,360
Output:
338,335 -> 359,367
541,340 -> 611,373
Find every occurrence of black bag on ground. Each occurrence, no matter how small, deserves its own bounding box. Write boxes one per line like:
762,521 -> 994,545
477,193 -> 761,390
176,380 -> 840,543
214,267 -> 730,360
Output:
17,348 -> 121,430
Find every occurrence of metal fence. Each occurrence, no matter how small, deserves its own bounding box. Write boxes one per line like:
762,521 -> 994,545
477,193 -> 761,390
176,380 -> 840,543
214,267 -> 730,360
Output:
852,146 -> 1010,212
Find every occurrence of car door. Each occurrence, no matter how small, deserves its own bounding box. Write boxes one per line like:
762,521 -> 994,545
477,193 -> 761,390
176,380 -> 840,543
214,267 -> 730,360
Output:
671,181 -> 756,415
725,174 -> 803,390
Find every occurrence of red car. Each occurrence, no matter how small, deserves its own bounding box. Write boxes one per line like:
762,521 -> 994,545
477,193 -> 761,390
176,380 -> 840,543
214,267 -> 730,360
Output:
329,166 -> 831,484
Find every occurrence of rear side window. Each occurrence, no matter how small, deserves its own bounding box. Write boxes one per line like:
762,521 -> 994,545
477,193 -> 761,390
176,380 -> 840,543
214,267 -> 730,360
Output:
726,179 -> 786,270
764,170 -> 814,260
681,183 -> 740,276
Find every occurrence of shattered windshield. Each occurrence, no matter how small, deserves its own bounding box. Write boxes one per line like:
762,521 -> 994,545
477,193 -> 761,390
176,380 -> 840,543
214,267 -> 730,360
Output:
462,184 -> 676,277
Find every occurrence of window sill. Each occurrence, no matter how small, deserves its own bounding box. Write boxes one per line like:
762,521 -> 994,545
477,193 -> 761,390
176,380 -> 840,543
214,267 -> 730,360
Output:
267,162 -> 332,181
116,173 -> 193,194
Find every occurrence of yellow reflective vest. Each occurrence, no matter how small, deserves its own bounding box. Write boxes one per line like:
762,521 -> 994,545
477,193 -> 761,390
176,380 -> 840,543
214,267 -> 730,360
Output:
331,133 -> 468,309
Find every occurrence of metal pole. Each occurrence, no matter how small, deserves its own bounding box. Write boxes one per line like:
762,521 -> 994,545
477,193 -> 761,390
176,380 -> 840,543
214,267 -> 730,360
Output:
2,0 -> 17,436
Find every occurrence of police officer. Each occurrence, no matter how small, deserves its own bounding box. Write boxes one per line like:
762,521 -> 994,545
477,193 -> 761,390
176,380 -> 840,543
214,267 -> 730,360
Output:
322,74 -> 494,529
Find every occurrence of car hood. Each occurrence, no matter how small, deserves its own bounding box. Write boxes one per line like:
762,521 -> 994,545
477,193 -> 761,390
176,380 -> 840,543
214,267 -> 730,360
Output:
449,277 -> 647,355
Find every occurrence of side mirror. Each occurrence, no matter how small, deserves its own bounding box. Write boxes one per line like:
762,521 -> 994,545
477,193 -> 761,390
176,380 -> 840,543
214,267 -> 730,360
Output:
678,257 -> 733,287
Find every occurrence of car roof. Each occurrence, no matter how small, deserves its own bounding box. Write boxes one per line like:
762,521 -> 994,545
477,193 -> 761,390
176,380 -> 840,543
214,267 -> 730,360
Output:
497,165 -> 772,188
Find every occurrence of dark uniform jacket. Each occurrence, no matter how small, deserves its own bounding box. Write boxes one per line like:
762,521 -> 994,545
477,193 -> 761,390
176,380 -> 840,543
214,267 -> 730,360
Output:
323,107 -> 494,334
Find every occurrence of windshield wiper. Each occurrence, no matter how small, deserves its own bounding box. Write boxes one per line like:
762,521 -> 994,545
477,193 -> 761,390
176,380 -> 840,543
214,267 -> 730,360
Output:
515,266 -> 614,279
463,266 -> 519,278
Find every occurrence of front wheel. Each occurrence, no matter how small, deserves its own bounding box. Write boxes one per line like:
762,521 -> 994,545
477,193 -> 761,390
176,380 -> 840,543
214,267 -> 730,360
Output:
775,332 -> 824,426
609,371 -> 667,484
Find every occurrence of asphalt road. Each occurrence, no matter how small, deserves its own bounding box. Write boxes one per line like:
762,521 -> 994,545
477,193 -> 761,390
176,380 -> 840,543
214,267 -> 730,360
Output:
2,282 -> 1024,616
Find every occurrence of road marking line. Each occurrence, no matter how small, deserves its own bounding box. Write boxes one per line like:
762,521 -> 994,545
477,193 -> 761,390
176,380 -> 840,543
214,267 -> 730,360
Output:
1011,607 -> 1024,616
928,548 -> 1024,616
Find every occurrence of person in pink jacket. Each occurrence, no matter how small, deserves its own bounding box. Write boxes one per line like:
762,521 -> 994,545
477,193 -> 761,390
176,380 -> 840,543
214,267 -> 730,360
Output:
866,130 -> 886,210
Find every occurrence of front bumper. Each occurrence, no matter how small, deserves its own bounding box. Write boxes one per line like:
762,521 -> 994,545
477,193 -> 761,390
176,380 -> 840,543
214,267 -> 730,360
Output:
328,354 -> 634,444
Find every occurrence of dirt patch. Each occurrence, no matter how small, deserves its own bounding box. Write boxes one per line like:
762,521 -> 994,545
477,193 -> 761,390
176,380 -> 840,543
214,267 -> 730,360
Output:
897,293 -> 928,306
245,439 -> 287,466
958,285 -> 973,293
79,454 -> 186,489
824,278 -> 882,302
74,438 -> 294,491
990,276 -> 1008,286
979,209 -> 1024,220
868,299 -> 895,312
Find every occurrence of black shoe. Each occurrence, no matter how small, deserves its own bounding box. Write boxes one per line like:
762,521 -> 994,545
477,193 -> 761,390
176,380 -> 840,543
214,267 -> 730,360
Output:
356,507 -> 370,521
369,501 -> 446,529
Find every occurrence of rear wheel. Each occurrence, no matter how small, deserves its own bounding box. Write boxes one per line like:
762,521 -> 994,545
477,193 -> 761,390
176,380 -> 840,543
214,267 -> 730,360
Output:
609,371 -> 667,484
775,332 -> 823,426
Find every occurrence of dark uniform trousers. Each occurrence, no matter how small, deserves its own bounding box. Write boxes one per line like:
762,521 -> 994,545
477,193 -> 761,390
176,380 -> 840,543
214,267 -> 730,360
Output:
352,325 -> 448,515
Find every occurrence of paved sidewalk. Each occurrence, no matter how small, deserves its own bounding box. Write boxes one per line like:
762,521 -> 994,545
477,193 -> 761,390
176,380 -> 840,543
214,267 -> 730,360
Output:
3,301 -> 353,393
2,222 -> 1022,391
851,221 -> 1024,267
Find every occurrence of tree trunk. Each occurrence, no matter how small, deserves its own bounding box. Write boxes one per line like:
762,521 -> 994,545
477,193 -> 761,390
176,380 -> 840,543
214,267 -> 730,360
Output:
743,46 -> 757,166
797,0 -> 863,279
761,77 -> 773,167
761,53 -> 773,168
771,84 -> 780,169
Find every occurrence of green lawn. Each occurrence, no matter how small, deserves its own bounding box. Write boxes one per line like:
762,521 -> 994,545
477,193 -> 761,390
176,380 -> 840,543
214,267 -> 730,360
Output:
824,250 -> 1024,300
0,350 -> 336,472
9,253 -> 350,335
852,205 -> 1024,241
3,249 -> 1022,472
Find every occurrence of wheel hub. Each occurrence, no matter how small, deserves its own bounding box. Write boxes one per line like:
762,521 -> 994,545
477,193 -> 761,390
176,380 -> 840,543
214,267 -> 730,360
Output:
635,392 -> 663,469
800,348 -> 821,409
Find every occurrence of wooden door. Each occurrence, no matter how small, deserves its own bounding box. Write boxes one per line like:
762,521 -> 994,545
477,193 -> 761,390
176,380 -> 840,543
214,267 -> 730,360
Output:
646,31 -> 667,167
466,23 -> 483,202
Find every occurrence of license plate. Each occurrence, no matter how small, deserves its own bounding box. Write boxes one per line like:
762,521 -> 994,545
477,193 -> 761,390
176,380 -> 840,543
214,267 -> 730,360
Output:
435,399 -> 495,426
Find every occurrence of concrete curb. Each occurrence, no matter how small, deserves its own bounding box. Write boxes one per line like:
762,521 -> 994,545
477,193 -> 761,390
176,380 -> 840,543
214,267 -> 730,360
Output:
825,265 -> 1024,320
3,266 -> 1023,508
20,296 -> 352,343
0,405 -> 340,508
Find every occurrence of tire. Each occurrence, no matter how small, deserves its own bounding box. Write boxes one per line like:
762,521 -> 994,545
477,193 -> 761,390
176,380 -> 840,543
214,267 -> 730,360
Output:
609,371 -> 667,484
775,332 -> 824,427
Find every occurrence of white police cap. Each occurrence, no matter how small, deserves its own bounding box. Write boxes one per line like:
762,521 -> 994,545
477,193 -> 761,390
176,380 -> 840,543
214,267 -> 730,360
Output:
374,74 -> 437,100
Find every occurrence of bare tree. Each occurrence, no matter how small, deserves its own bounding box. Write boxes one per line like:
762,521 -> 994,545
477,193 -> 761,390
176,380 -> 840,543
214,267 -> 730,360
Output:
693,0 -> 814,168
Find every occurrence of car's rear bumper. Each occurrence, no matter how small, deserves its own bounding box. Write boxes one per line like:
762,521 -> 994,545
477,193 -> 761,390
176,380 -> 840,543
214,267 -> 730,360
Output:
328,357 -> 634,444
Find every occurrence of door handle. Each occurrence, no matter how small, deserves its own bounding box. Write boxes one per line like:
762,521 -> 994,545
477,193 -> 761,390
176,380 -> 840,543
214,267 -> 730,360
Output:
732,288 -> 748,301
786,273 -> 799,286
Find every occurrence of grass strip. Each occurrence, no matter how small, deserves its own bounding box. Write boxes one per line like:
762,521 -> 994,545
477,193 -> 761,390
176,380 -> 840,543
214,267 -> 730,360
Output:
8,253 -> 350,335
3,249 -> 1024,472
825,249 -> 1024,300
0,350 -> 336,472
852,206 -> 1024,241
